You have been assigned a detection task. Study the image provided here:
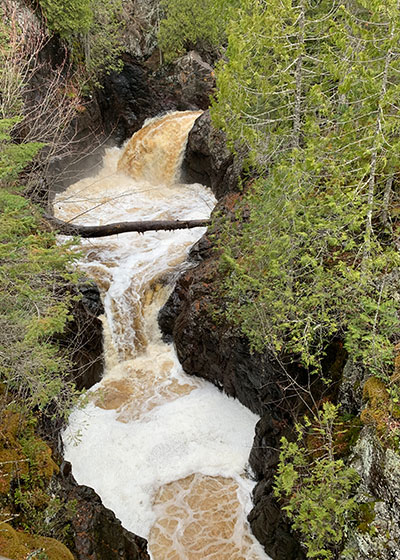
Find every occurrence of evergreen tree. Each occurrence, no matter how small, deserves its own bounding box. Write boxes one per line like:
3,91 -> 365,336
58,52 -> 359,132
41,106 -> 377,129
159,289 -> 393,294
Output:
274,403 -> 360,559
0,118 -> 81,420
158,0 -> 239,61
38,0 -> 123,80
212,0 -> 400,378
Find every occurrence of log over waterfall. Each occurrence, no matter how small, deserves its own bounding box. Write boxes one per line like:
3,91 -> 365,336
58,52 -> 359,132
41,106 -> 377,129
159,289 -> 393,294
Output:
45,214 -> 211,238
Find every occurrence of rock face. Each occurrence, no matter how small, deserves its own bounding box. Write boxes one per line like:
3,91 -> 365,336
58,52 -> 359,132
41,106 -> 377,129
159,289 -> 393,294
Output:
174,51 -> 216,109
181,110 -> 244,199
339,429 -> 400,559
97,56 -> 159,144
66,282 -> 104,391
58,464 -> 150,560
248,416 -> 306,560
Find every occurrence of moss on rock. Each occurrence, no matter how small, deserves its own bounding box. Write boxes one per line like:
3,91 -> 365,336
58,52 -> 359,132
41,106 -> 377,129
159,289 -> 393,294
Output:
360,377 -> 391,437
0,522 -> 74,560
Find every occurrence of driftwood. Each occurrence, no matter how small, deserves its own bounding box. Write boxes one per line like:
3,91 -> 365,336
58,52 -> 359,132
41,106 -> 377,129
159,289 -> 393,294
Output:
44,214 -> 211,238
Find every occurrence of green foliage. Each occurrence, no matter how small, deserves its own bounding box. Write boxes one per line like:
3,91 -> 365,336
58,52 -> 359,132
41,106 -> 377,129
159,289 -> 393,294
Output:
275,402 -> 360,559
0,118 -> 44,181
212,0 -> 400,379
14,485 -> 77,542
0,118 -> 81,420
219,170 -> 400,376
158,0 -> 239,62
212,0 -> 308,160
38,0 -> 93,38
38,0 -> 123,80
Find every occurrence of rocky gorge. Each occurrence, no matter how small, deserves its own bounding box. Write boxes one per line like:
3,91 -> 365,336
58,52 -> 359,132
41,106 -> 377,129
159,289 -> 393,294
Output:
3,1 -> 400,558
20,52 -> 400,560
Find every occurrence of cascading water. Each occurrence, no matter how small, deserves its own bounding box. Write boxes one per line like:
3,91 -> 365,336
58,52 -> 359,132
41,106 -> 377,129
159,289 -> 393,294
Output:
56,111 -> 270,560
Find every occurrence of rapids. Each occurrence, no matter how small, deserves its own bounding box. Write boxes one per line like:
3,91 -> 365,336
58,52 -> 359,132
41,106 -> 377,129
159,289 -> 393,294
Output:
56,111 -> 270,560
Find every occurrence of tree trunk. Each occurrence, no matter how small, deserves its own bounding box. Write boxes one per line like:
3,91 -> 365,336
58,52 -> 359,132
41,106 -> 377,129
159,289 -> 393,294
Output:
44,214 -> 211,238
363,6 -> 397,265
292,0 -> 305,149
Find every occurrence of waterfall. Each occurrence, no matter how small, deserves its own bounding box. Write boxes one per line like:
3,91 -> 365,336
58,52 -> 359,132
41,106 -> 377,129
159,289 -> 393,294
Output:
56,111 -> 270,560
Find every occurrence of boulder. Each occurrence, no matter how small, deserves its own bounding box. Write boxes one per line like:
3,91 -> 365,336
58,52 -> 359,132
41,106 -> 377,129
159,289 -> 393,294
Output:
174,51 -> 215,109
181,110 -> 244,199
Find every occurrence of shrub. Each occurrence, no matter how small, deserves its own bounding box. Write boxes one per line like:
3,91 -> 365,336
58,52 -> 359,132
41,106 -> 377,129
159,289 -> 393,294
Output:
274,402 -> 360,559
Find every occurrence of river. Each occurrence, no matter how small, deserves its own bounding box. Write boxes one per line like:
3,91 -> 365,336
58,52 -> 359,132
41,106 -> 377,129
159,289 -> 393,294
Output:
55,111 -> 270,560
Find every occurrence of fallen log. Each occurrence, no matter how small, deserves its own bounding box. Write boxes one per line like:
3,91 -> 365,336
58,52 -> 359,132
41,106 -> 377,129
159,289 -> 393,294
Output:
44,214 -> 211,238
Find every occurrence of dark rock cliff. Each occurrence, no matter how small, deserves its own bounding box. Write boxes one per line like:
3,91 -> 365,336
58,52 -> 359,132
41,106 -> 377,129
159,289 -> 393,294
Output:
64,282 -> 104,392
180,111 -> 244,199
59,463 -> 150,560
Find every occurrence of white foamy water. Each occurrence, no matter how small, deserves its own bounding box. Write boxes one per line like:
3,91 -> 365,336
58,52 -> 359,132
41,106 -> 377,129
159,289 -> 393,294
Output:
58,111 -> 270,559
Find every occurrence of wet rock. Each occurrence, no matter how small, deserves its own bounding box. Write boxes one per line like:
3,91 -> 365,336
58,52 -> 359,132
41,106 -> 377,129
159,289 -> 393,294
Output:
158,289 -> 180,343
249,416 -> 285,481
78,282 -> 105,318
249,492 -> 306,560
61,282 -> 104,391
97,51 -> 217,146
248,417 -> 306,560
38,280 -> 104,443
59,465 -> 150,560
181,110 -> 244,199
97,56 -> 159,143
46,93 -> 107,197
174,51 -> 215,109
